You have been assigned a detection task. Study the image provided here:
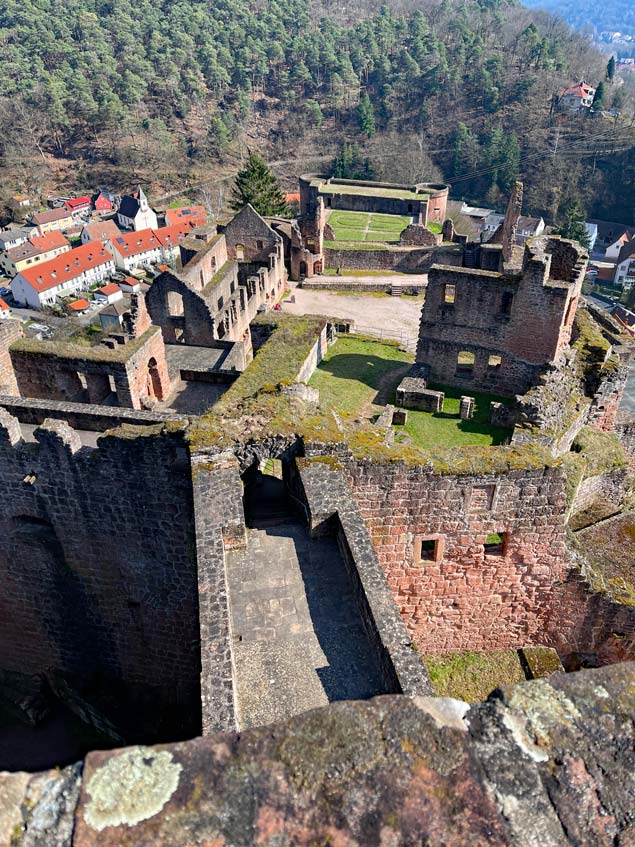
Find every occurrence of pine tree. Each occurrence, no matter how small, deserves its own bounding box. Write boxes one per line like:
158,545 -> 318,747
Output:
607,56 -> 616,81
357,93 -> 376,138
230,153 -> 288,216
558,202 -> 591,250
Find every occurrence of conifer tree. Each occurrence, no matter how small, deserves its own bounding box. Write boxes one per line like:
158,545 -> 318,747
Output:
558,202 -> 591,250
230,153 -> 288,216
357,93 -> 376,138
607,56 -> 616,81
592,82 -> 606,110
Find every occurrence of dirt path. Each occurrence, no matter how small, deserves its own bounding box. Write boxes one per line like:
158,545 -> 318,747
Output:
363,361 -> 413,418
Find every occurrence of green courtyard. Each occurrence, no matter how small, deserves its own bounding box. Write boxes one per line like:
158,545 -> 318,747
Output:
327,210 -> 412,243
309,336 -> 510,448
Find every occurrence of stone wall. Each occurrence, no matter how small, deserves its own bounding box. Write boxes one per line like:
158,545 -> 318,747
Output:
346,459 -> 571,654
302,278 -> 427,294
297,459 -> 432,697
0,395 -> 185,430
5,663 -> 635,846
417,237 -> 585,397
399,224 -> 441,246
9,327 -> 170,410
616,420 -> 635,471
190,451 -> 245,735
0,414 -> 201,744
324,244 -> 462,274
0,319 -> 22,395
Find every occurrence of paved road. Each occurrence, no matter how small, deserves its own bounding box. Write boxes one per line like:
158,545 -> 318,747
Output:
225,523 -> 387,730
282,287 -> 424,338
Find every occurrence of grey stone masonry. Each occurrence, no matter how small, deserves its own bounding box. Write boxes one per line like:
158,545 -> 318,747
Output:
297,459 -> 432,697
191,451 -> 246,735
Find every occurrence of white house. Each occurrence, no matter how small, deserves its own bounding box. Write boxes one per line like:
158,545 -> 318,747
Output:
12,242 -> 115,310
107,229 -> 163,272
559,82 -> 596,114
94,282 -> 124,305
0,298 -> 10,319
117,187 -> 158,231
614,239 -> 635,290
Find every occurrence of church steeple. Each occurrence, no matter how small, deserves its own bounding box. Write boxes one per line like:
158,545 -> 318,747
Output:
138,185 -> 149,212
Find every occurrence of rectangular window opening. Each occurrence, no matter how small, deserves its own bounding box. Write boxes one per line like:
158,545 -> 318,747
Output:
484,532 -> 506,556
488,355 -> 502,369
444,284 -> 456,304
414,534 -> 444,565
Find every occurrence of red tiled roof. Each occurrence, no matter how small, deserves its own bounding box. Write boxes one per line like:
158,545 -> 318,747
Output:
31,208 -> 73,225
0,298 -> 9,311
7,230 -> 69,262
69,299 -> 91,310
285,193 -> 301,203
617,238 -> 635,265
17,242 -> 113,293
165,206 -> 208,228
97,283 -> 121,296
154,222 -> 195,248
110,228 -> 162,258
64,196 -> 92,211
561,83 -> 594,98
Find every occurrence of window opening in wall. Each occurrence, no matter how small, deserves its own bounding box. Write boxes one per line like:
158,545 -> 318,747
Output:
236,244 -> 244,260
326,197 -> 332,208
456,350 -> 475,376
217,296 -> 224,311
256,240 -> 264,250
230,280 -> 235,294
414,534 -> 444,565
420,539 -> 437,561
167,290 -> 184,317
487,355 -> 502,369
500,291 -> 513,316
444,284 -> 456,304
210,256 -> 217,272
484,532 -> 505,556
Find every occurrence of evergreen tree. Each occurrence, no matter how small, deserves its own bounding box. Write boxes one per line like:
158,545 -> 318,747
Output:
230,153 -> 288,215
331,142 -> 374,179
357,93 -> 376,138
607,56 -> 616,81
558,202 -> 591,250
592,82 -> 606,109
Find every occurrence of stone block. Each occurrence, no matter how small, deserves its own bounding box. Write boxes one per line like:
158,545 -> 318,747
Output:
459,396 -> 475,420
392,409 -> 408,425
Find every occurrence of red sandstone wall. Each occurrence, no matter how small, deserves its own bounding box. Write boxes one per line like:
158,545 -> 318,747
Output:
0,320 -> 22,396
347,462 -> 570,653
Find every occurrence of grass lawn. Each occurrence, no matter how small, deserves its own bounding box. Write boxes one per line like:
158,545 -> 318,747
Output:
328,210 -> 411,243
309,336 -> 510,447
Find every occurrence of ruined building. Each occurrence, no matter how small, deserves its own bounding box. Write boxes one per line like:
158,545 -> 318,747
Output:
0,195 -> 635,845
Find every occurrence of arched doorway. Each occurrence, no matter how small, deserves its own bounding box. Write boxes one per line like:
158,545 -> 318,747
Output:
299,261 -> 308,278
147,357 -> 164,401
313,260 -> 322,274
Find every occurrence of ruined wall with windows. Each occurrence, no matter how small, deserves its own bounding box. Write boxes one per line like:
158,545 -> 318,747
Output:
8,326 -> 170,410
345,457 -> 635,666
417,236 -> 586,396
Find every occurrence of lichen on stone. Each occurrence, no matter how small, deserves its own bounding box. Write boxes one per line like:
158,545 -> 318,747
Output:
83,747 -> 182,831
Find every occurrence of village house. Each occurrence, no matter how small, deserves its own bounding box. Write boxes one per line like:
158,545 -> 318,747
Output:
117,187 -> 158,231
80,219 -> 121,245
164,205 -> 208,229
64,196 -> 92,215
558,81 -> 596,113
99,300 -> 128,331
0,226 -> 33,253
107,225 -> 193,272
93,191 -> 115,213
614,238 -> 635,290
0,298 -> 10,319
30,207 -> 74,235
12,242 -> 115,310
94,282 -> 123,305
0,230 -> 70,277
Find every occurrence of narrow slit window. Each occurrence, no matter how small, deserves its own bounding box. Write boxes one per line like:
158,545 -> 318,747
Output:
444,284 -> 456,304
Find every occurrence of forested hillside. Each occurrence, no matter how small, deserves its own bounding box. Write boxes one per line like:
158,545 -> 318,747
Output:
1,0 -> 634,225
523,0 -> 635,38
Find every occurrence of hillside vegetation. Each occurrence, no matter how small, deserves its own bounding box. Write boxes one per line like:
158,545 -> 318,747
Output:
1,0 -> 634,224
523,0 -> 635,38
